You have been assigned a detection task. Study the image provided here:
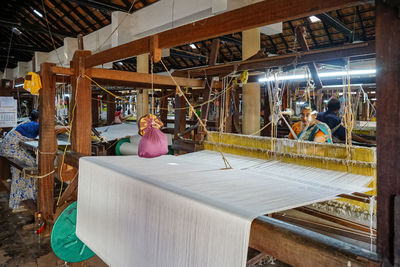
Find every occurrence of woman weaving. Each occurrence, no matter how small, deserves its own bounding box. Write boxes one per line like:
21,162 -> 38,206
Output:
289,106 -> 332,143
0,110 -> 68,211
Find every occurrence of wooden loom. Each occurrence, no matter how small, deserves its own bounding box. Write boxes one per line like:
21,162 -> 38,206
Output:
32,0 -> 400,266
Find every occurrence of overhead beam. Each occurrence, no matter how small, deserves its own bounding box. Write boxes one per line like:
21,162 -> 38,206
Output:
173,41 -> 375,78
316,12 -> 357,42
89,68 -> 204,88
85,0 -> 370,68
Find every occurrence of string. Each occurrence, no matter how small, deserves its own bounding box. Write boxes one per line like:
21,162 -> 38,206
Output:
159,59 -> 231,169
85,75 -> 129,103
57,75 -> 80,207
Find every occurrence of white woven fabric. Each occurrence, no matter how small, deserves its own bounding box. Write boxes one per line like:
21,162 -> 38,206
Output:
76,151 -> 372,267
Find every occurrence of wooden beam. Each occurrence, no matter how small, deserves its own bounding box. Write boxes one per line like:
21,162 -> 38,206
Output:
174,41 -> 375,78
38,63 -> 56,222
85,0 -> 368,67
250,216 -> 381,267
89,68 -> 203,88
71,50 -> 92,156
376,1 -> 400,265
51,66 -> 74,75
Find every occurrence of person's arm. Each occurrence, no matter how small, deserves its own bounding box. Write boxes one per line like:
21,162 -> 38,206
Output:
55,126 -> 69,135
352,134 -> 376,144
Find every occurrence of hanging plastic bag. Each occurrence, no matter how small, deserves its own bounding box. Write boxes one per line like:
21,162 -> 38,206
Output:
138,114 -> 168,158
23,72 -> 42,95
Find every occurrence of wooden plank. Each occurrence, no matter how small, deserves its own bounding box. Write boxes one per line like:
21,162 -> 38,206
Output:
38,63 -> 56,222
174,41 -> 375,78
71,50 -> 92,156
395,195 -> 400,266
86,37 -> 150,68
376,1 -> 400,264
51,66 -> 74,75
85,0 -> 367,67
89,68 -> 203,88
249,216 -> 381,267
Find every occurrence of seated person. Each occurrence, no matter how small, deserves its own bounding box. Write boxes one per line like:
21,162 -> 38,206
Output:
317,98 -> 375,144
289,106 -> 332,143
114,106 -> 133,124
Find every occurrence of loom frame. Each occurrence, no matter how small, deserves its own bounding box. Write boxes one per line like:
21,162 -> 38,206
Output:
35,0 -> 398,265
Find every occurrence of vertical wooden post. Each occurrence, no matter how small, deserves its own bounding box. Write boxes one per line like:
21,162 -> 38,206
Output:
106,94 -> 116,125
71,50 -> 92,156
160,90 -> 169,125
376,1 -> 400,265
262,86 -> 271,136
196,39 -> 220,141
232,86 -> 241,133
92,96 -> 99,127
225,87 -> 232,133
38,63 -> 56,222
174,90 -> 186,153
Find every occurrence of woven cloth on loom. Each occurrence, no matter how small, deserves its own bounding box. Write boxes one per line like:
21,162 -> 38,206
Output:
76,151 -> 372,267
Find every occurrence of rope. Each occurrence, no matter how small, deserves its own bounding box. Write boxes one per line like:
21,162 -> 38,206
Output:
85,75 -> 129,103
56,75 -> 81,207
23,169 -> 55,179
159,59 -> 231,169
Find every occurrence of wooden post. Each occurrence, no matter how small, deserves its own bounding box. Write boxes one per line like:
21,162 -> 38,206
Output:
160,91 -> 169,125
262,85 -> 271,136
376,1 -> 400,265
232,86 -> 241,133
38,63 -> 56,222
196,39 -> 220,141
92,96 -> 99,127
77,34 -> 84,50
70,50 -> 92,156
225,87 -> 232,133
174,90 -> 186,154
137,54 -> 149,119
106,94 -> 115,125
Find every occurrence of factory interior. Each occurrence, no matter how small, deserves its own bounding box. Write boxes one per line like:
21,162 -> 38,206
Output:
0,0 -> 398,266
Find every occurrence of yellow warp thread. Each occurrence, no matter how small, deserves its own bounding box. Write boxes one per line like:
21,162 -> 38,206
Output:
204,132 -> 376,211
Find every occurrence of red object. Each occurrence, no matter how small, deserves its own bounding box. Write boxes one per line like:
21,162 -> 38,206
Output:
138,126 -> 168,158
36,225 -> 45,235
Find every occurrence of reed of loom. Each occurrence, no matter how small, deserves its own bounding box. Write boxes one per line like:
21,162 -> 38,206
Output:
204,132 -> 376,218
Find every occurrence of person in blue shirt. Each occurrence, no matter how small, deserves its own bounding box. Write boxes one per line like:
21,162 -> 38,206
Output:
0,110 -> 40,210
317,98 -> 374,144
0,110 -> 68,211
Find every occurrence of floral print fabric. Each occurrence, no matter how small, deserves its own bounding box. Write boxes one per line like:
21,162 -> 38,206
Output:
0,130 -> 37,208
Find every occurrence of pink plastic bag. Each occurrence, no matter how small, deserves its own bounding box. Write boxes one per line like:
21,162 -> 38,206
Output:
138,126 -> 168,158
